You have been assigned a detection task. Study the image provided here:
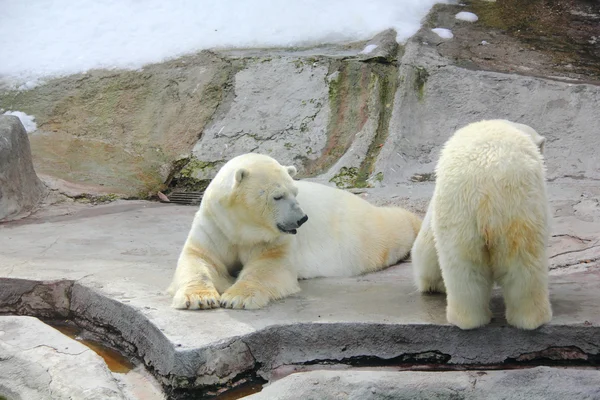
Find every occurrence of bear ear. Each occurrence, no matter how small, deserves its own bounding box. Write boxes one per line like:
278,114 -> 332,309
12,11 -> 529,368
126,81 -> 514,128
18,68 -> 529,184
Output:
536,136 -> 546,155
286,165 -> 297,178
234,168 -> 249,186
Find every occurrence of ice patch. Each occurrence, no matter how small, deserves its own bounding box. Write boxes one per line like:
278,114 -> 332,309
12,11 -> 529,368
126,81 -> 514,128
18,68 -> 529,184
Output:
455,11 -> 479,22
360,44 -> 379,54
432,28 -> 454,39
0,0 -> 450,89
3,111 -> 38,133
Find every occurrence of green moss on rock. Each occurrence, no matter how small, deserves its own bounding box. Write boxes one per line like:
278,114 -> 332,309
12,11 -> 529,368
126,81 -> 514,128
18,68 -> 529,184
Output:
329,166 -> 359,188
169,158 -> 223,192
414,67 -> 429,101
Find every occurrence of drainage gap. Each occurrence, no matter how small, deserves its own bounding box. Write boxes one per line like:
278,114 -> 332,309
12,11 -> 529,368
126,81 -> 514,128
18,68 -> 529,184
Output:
165,373 -> 267,400
44,319 -> 135,373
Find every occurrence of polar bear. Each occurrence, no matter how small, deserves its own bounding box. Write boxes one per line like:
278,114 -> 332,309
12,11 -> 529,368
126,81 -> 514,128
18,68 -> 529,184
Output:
411,119 -> 552,330
168,153 -> 422,310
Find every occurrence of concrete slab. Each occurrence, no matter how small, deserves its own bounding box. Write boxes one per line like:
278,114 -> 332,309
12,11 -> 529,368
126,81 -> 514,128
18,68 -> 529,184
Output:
0,183 -> 598,391
245,367 -> 600,400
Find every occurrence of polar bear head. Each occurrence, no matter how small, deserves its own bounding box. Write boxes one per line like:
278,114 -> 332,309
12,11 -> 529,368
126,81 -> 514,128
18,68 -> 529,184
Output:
219,154 -> 308,242
503,120 -> 546,155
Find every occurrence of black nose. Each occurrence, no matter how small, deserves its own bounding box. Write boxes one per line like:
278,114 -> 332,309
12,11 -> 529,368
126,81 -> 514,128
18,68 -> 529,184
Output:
297,215 -> 308,227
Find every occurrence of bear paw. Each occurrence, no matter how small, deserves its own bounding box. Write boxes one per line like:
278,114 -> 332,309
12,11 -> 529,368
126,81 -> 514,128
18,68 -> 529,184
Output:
506,302 -> 552,330
220,283 -> 270,310
417,277 -> 446,294
446,307 -> 492,330
171,285 -> 220,310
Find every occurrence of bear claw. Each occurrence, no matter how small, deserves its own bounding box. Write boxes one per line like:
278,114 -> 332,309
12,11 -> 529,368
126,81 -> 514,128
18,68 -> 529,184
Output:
171,286 -> 221,310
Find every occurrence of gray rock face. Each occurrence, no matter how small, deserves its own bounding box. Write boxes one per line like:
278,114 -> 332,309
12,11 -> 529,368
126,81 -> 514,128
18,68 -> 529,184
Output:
246,367 -> 600,400
356,28 -> 399,63
0,316 -> 126,400
191,57 -> 331,180
373,39 -> 600,186
0,115 -> 46,221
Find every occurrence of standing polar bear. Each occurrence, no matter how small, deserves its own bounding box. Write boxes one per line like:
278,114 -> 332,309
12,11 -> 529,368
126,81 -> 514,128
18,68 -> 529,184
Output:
168,153 -> 422,310
411,119 -> 552,330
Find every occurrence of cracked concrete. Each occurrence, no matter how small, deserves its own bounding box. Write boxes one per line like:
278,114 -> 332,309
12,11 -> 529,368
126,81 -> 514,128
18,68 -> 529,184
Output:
244,367 -> 600,400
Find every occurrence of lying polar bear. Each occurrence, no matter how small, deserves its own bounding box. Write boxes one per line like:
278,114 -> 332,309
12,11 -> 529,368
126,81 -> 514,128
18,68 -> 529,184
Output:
411,119 -> 552,330
168,153 -> 422,310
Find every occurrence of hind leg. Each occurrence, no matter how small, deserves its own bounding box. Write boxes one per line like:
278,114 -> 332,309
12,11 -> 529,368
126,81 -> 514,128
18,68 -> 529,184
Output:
498,256 -> 552,330
439,254 -> 494,330
434,224 -> 493,330
412,204 -> 446,294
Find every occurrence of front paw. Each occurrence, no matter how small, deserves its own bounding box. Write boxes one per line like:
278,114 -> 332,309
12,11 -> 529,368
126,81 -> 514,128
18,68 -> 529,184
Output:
220,283 -> 270,310
171,285 -> 220,310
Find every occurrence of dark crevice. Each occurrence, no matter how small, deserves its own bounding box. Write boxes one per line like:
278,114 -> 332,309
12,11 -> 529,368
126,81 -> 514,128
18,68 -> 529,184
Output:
165,370 -> 266,400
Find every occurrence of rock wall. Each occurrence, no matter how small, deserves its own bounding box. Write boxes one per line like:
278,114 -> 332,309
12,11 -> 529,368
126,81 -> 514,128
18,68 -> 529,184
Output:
374,38 -> 600,186
0,2 -> 598,201
0,52 -> 238,198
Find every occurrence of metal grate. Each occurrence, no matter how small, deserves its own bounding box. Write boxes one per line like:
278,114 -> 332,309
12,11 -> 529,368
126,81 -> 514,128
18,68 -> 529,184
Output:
166,191 -> 203,206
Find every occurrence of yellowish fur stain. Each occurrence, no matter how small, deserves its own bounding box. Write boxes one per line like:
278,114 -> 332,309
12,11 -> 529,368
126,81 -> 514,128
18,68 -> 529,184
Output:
504,218 -> 539,260
185,240 -> 223,271
379,248 -> 390,266
257,244 -> 288,262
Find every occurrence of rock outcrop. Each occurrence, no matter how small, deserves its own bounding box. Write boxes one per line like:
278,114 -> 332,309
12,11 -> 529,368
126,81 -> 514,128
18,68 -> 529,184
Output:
0,115 -> 46,221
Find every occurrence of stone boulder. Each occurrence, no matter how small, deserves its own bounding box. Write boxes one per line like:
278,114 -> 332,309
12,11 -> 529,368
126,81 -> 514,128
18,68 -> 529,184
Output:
0,115 -> 46,221
0,316 -> 126,400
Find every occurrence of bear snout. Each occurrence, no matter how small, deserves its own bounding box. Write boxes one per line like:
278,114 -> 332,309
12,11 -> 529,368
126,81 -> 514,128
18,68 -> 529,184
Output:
297,215 -> 308,227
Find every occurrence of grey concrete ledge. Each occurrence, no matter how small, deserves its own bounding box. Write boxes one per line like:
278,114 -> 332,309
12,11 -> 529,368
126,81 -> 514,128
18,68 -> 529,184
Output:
1,271 -> 599,391
0,199 -> 599,392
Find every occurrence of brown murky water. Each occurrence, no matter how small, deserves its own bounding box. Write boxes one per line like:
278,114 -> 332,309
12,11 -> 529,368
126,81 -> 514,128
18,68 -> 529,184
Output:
211,381 -> 264,400
45,321 -> 134,374
44,320 -> 263,399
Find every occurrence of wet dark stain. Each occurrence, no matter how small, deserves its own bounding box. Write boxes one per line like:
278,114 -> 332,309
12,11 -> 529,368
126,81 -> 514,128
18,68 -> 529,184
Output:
46,322 -> 134,374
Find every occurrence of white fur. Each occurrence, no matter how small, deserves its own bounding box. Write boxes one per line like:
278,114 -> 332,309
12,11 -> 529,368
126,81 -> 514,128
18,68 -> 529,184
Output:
168,153 -> 422,310
411,119 -> 552,330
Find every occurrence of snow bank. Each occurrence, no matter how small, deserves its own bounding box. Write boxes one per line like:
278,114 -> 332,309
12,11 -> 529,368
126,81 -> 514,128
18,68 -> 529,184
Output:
2,111 -> 38,133
0,0 -> 448,88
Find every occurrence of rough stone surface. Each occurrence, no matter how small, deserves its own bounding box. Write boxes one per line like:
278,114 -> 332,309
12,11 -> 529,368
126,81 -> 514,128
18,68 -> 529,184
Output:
245,367 -> 600,400
373,39 -> 600,187
0,52 -> 235,198
0,115 -> 46,221
190,56 -> 331,180
0,2 -> 599,397
356,28 -> 399,63
0,198 -> 598,390
0,316 -> 126,400
432,1 -> 600,83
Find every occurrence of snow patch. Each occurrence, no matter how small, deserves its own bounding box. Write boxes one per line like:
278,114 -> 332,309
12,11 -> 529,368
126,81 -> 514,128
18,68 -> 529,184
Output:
455,11 -> 479,22
3,111 -> 38,133
432,28 -> 454,39
0,0 -> 449,89
360,44 -> 379,54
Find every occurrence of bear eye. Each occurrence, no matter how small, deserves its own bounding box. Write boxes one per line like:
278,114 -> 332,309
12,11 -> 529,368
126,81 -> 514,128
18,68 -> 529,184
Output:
273,195 -> 284,201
